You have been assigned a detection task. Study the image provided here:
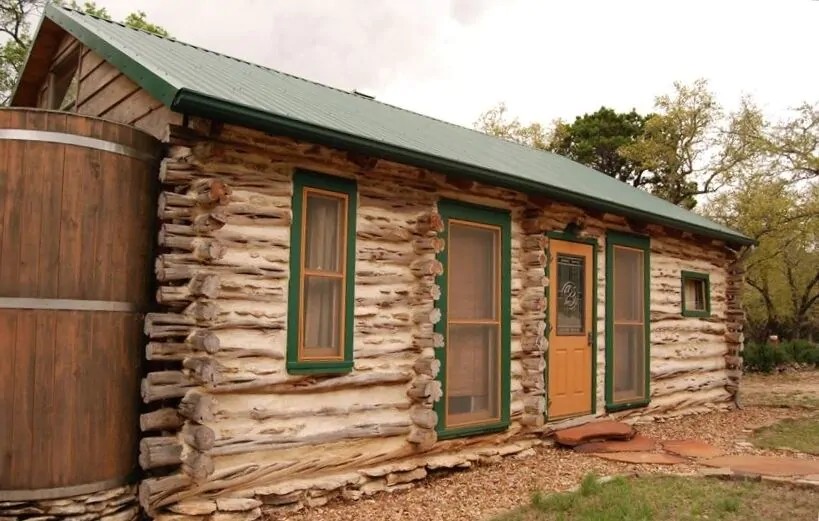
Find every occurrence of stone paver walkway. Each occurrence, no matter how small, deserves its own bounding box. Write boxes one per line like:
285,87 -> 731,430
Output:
554,419 -> 819,484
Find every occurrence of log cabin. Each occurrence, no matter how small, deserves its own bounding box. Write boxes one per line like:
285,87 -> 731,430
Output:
2,4 -> 753,520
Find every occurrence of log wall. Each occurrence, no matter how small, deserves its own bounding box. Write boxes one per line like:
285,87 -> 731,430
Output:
138,118 -> 742,519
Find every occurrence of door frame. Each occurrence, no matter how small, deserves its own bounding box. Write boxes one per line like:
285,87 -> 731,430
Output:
545,231 -> 598,421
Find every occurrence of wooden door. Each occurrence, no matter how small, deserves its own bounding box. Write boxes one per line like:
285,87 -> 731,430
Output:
548,239 -> 594,419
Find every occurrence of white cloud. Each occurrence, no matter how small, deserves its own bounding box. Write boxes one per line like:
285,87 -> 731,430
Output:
85,0 -> 819,126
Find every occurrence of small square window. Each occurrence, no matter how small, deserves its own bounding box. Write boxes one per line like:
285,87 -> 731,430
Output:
681,271 -> 710,317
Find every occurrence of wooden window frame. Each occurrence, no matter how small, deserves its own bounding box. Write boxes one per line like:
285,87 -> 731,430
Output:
286,170 -> 357,374
604,231 -> 650,412
681,270 -> 711,318
434,199 -> 511,440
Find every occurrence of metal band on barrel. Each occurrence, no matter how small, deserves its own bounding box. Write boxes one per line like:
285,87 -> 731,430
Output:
0,129 -> 156,162
0,297 -> 137,313
0,477 -> 132,501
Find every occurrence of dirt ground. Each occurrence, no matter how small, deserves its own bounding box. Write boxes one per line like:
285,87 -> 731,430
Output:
275,371 -> 819,521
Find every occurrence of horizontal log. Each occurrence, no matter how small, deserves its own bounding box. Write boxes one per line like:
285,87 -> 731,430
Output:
210,422 -> 412,456
179,390 -> 217,424
182,451 -> 215,483
190,178 -> 232,205
140,408 -> 184,432
413,358 -> 441,378
415,212 -> 444,235
142,371 -> 197,402
412,236 -> 445,255
410,407 -> 438,429
410,258 -> 443,277
407,426 -> 437,448
139,436 -> 182,470
182,424 -> 216,451
407,378 -> 442,403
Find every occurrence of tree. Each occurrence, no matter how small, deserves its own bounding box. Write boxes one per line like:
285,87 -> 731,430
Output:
548,107 -> 650,184
473,102 -> 550,150
763,102 -> 819,183
619,79 -> 760,209
0,0 -> 168,104
706,174 -> 819,341
122,11 -> 169,37
0,0 -> 41,104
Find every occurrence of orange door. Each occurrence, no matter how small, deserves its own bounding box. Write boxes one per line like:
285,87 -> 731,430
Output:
548,239 -> 594,419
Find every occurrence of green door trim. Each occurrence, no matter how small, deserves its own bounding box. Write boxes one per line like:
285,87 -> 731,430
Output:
604,230 -> 651,412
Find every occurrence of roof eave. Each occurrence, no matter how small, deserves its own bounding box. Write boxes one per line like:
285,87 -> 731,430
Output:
172,89 -> 755,247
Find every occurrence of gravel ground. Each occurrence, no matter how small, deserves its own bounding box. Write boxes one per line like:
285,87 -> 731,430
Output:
276,373 -> 819,521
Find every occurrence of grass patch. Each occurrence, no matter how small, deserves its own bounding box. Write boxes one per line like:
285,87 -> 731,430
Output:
491,474 -> 819,521
743,390 -> 819,410
752,416 -> 819,454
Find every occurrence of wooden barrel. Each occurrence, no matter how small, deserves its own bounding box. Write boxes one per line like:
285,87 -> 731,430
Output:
0,109 -> 159,500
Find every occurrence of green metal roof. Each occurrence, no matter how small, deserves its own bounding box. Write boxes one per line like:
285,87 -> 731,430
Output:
29,4 -> 752,245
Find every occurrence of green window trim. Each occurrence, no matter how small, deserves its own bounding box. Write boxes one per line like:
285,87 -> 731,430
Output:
545,230 -> 599,419
604,230 -> 651,412
286,170 -> 357,374
434,199 -> 511,440
680,270 -> 711,318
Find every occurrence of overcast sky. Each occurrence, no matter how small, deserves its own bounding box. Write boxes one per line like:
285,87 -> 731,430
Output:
89,0 -> 817,128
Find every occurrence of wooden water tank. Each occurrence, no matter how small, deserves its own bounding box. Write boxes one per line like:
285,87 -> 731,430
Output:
0,108 -> 159,499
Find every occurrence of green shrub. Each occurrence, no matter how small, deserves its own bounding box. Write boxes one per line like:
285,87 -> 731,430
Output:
743,342 -> 790,373
743,340 -> 819,372
780,340 -> 819,366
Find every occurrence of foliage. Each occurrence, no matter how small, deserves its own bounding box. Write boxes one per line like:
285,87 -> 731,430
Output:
619,79 -> 760,208
743,340 -> 819,373
549,107 -> 650,184
493,474 -> 819,520
0,0 -> 168,104
121,11 -> 168,37
752,416 -> 819,455
473,102 -> 551,150
705,134 -> 819,341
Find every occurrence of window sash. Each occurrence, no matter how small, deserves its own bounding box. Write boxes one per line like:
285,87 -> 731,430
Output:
445,219 -> 502,429
298,187 -> 348,361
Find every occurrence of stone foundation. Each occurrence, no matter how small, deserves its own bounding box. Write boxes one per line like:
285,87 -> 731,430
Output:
0,485 -> 138,521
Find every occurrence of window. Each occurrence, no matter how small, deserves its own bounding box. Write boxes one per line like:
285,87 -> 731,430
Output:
681,271 -> 710,317
435,200 -> 511,439
605,231 -> 650,411
286,171 -> 356,374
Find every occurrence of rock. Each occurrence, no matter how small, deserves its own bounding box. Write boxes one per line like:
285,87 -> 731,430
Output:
574,434 -> 657,454
513,448 -> 537,460
84,487 -> 131,504
46,503 -> 87,516
215,498 -> 262,512
169,500 -> 217,516
554,421 -> 635,447
699,467 -> 733,478
304,495 -> 329,508
341,489 -> 362,501
260,492 -> 301,506
701,455 -> 819,477
662,439 -> 724,459
590,452 -> 687,465
210,508 -> 261,521
386,468 -> 427,486
154,514 -> 205,521
359,479 -> 387,496
100,506 -> 139,521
